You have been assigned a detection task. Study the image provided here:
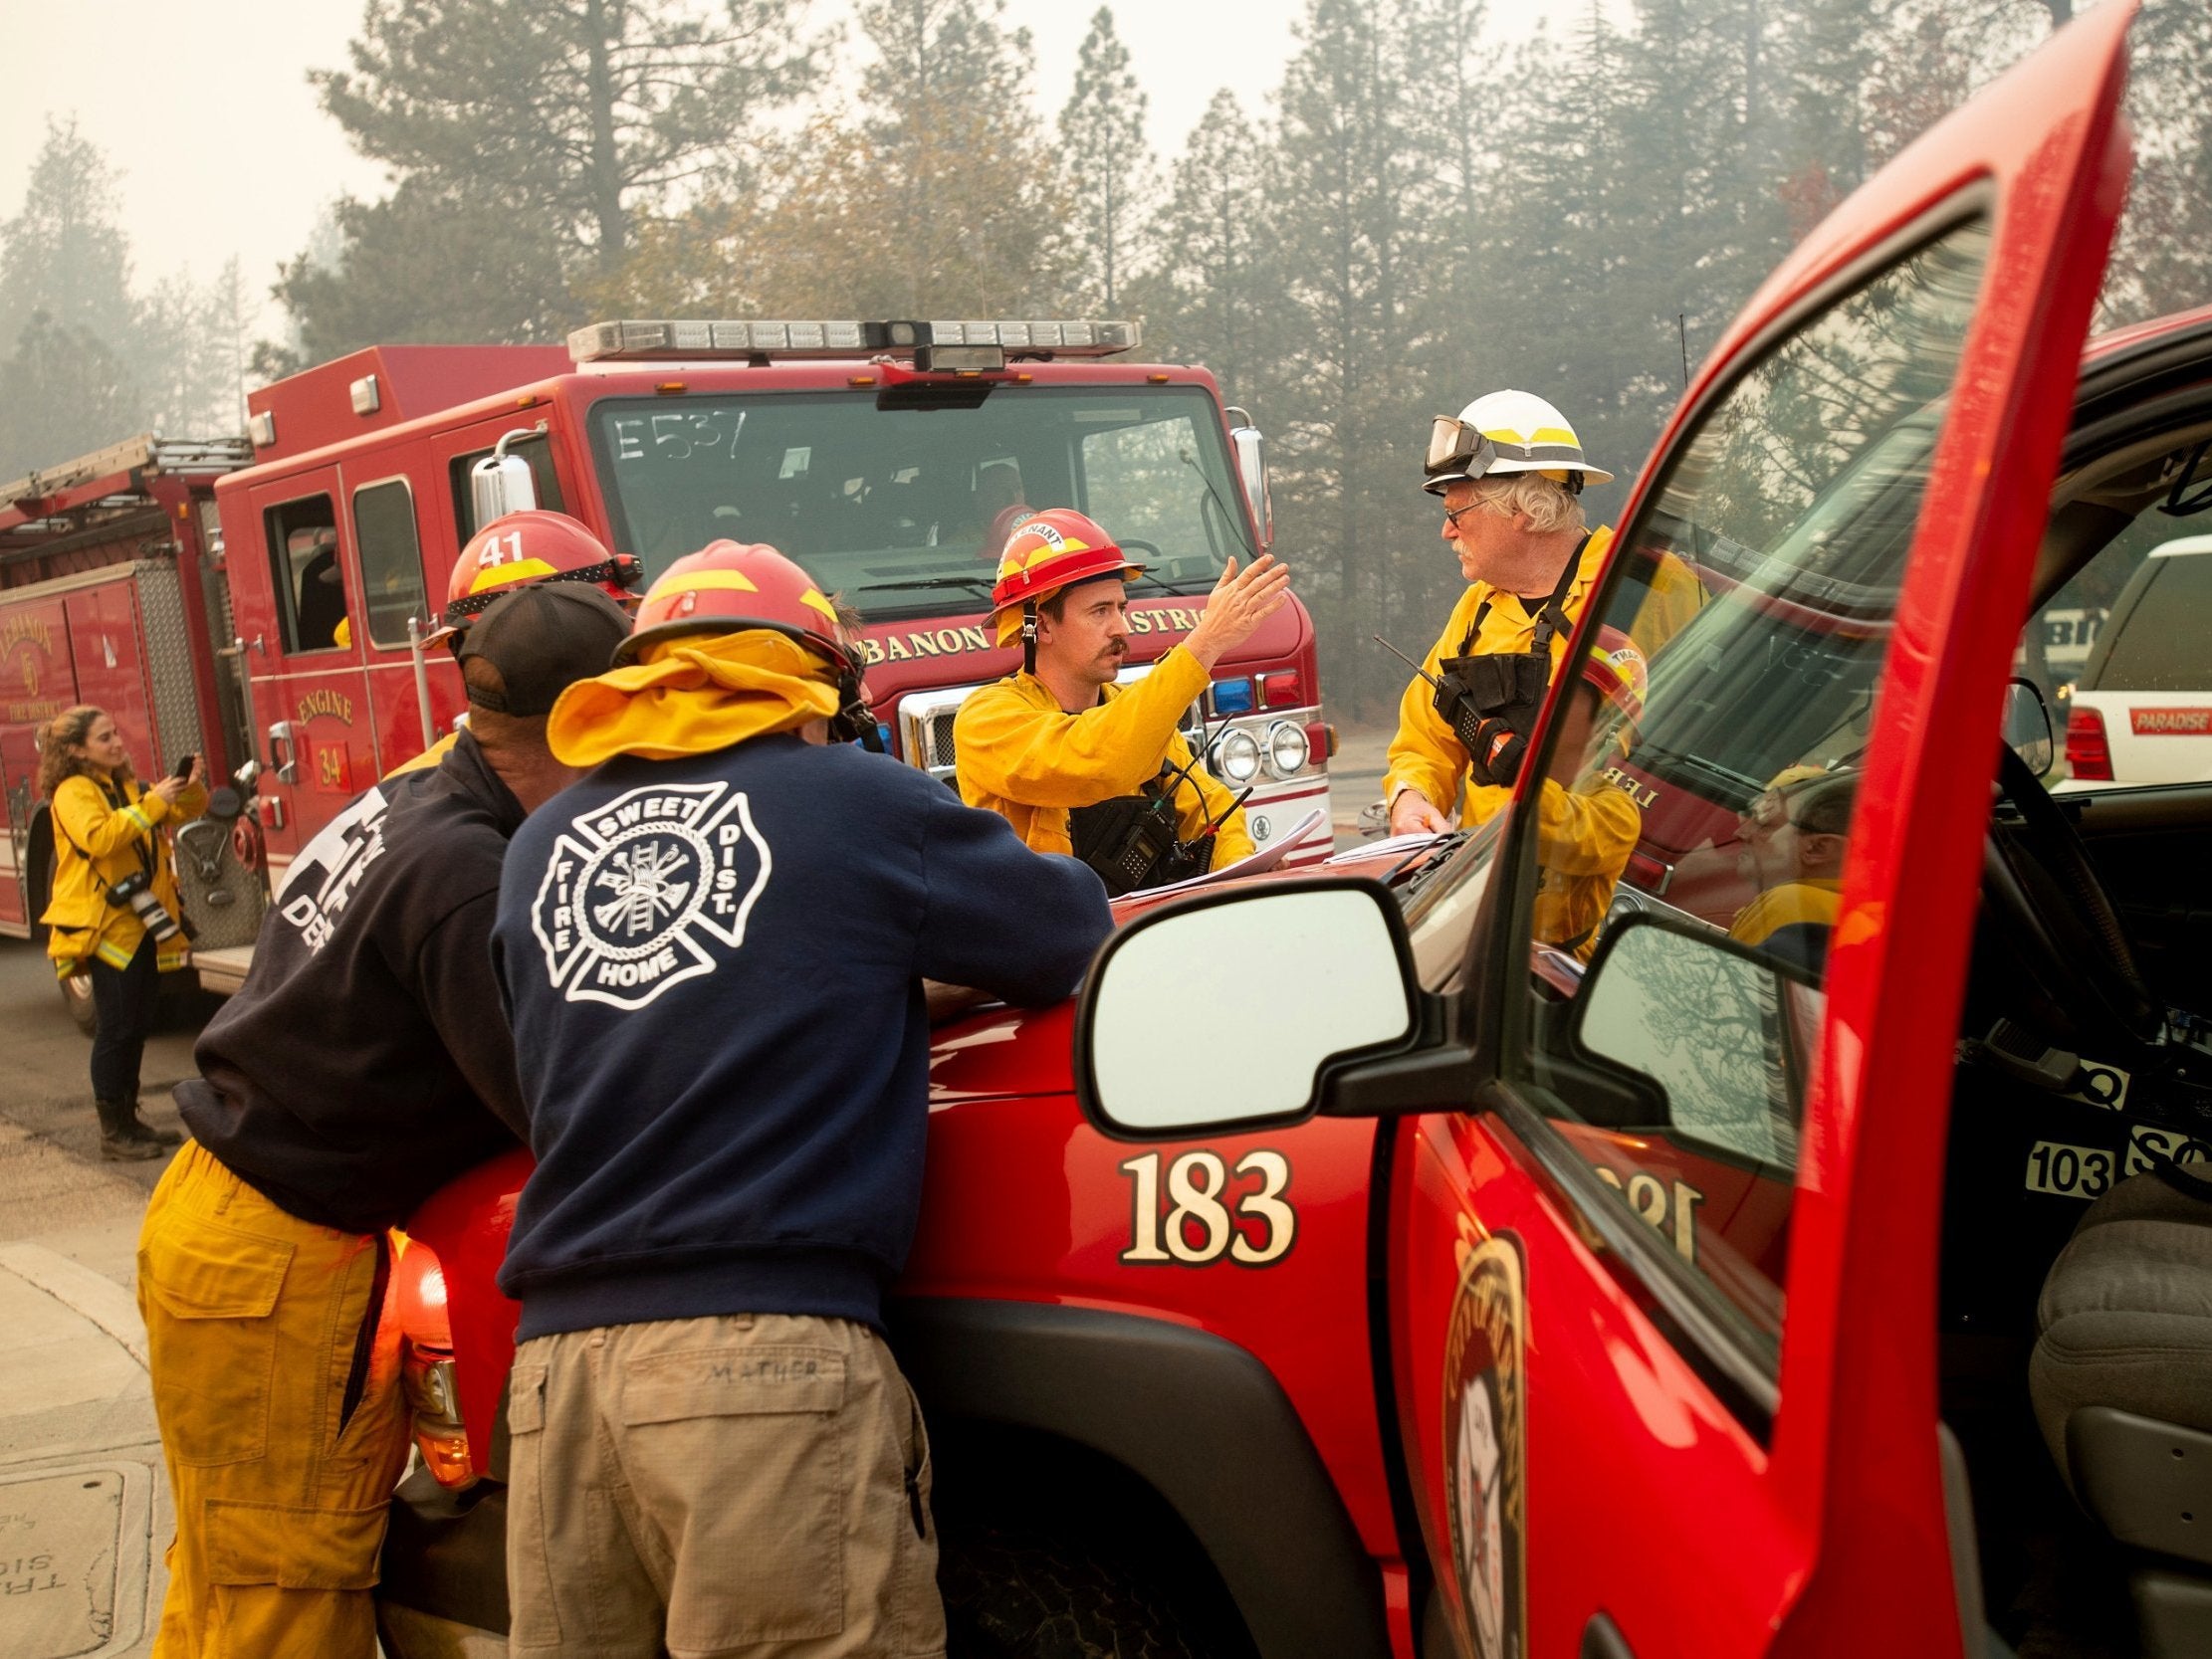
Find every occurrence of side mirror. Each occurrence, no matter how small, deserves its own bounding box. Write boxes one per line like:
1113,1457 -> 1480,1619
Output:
1225,409 -> 1273,551
2001,677 -> 2055,777
470,427 -> 543,525
1566,914 -> 1819,1170
1075,879 -> 1419,1139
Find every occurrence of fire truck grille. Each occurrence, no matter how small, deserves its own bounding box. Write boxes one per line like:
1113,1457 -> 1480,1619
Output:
919,712 -> 961,780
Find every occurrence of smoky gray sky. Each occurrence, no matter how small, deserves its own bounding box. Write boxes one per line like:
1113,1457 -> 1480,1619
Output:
1,1 -> 1570,336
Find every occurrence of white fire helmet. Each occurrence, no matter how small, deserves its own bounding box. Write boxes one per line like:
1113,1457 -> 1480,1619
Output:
1424,389 -> 1615,496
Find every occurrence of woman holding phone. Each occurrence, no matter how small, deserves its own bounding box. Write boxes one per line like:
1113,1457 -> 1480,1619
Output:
39,706 -> 205,1159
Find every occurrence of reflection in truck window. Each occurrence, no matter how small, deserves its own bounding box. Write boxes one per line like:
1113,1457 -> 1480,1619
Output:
447,434 -> 565,548
264,495 -> 346,654
1081,413 -> 1226,585
1517,214 -> 1994,1358
586,387 -> 1252,620
353,480 -> 430,650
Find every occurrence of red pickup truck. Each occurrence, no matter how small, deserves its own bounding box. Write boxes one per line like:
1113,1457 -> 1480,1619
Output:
379,6 -> 2212,1656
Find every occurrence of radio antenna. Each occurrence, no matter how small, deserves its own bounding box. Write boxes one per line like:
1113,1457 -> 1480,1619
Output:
1373,634 -> 1444,694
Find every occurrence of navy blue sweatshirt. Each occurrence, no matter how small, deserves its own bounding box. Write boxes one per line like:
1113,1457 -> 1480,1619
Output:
492,732 -> 1112,1340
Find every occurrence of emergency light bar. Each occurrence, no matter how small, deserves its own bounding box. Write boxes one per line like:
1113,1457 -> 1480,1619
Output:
567,317 -> 1141,366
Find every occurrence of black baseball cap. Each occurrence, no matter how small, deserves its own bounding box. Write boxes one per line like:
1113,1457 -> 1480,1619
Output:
458,584 -> 631,716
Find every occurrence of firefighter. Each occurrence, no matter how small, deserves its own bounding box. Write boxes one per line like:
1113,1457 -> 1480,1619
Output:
1384,390 -> 1624,838
1729,766 -> 1859,952
953,508 -> 1291,896
1529,627 -> 1649,961
138,583 -> 631,1659
489,540 -> 1111,1657
38,705 -> 206,1157
385,510 -> 642,776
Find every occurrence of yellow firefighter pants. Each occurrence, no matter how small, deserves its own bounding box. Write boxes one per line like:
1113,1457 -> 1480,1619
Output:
136,1141 -> 409,1659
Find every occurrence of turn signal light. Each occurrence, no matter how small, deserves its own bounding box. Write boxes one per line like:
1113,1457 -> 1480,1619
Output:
401,1347 -> 478,1490
2066,706 -> 2112,781
392,1234 -> 476,1488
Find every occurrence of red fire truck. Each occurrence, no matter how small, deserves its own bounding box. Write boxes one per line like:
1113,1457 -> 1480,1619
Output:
0,434 -> 265,1023
199,320 -> 1330,987
379,7 -> 2212,1658
2,325 -> 1333,1000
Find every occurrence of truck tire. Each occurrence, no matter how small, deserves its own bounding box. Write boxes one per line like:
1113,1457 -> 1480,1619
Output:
942,1522 -> 1216,1659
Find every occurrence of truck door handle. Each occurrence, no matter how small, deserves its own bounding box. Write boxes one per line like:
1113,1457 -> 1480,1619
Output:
268,721 -> 299,786
1582,1612 -> 1636,1659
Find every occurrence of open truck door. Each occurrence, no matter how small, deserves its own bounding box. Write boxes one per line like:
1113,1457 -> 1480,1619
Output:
1073,5 -> 2137,1657
1382,6 -> 2138,1657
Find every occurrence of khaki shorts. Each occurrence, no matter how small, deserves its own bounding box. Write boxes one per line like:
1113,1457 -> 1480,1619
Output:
505,1313 -> 945,1659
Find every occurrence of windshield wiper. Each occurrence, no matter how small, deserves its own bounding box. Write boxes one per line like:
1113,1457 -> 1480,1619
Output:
1180,449 -> 1260,563
854,574 -> 999,600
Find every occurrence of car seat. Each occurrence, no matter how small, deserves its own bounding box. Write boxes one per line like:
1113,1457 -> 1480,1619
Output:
2029,1165 -> 2212,1655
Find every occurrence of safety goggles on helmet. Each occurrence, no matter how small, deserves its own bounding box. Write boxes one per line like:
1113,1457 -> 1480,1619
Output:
1425,415 -> 1595,495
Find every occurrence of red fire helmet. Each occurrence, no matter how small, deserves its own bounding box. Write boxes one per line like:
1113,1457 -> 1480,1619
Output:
432,511 -> 641,642
1580,625 -> 1650,722
613,540 -> 851,672
988,509 -> 1144,617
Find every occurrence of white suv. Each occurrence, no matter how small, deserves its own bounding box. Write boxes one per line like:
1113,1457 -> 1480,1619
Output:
2062,532 -> 2212,785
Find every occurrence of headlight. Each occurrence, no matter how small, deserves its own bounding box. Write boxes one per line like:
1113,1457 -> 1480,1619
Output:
1264,721 -> 1310,778
1213,727 -> 1262,785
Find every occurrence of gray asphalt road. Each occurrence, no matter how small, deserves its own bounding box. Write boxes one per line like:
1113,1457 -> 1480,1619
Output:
1,944 -> 204,1198
0,937 -> 208,1659
1330,723 -> 1390,845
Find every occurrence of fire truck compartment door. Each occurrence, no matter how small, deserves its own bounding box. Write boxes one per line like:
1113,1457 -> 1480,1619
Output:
1392,7 -> 2136,1659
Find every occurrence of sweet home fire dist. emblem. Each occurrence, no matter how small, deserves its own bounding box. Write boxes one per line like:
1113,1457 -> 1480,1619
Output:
530,781 -> 772,1009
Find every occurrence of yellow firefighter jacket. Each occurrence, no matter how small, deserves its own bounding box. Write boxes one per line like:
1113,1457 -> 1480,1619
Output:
1529,776 -> 1644,959
1729,877 -> 1844,945
954,646 -> 1256,867
1385,528 -> 1706,825
42,772 -> 205,975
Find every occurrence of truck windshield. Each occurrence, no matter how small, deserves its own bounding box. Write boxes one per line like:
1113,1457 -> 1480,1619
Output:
587,386 -> 1252,621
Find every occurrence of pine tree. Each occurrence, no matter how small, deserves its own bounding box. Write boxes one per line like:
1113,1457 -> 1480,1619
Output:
1265,0 -> 1438,714
612,0 -> 1076,319
1058,8 -> 1155,311
0,117 -> 138,354
0,314 -> 139,481
1134,91 -> 1266,396
136,271 -> 241,437
314,0 -> 823,277
847,0 -> 1074,312
273,180 -> 577,359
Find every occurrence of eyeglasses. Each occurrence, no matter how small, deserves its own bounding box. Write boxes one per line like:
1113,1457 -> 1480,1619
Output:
1442,497 -> 1503,532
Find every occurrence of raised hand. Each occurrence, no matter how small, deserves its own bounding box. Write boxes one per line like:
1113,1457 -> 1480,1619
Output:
1184,554 -> 1294,671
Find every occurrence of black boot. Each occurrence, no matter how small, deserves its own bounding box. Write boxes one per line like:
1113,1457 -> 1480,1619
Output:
95,1098 -> 164,1161
121,1090 -> 183,1148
